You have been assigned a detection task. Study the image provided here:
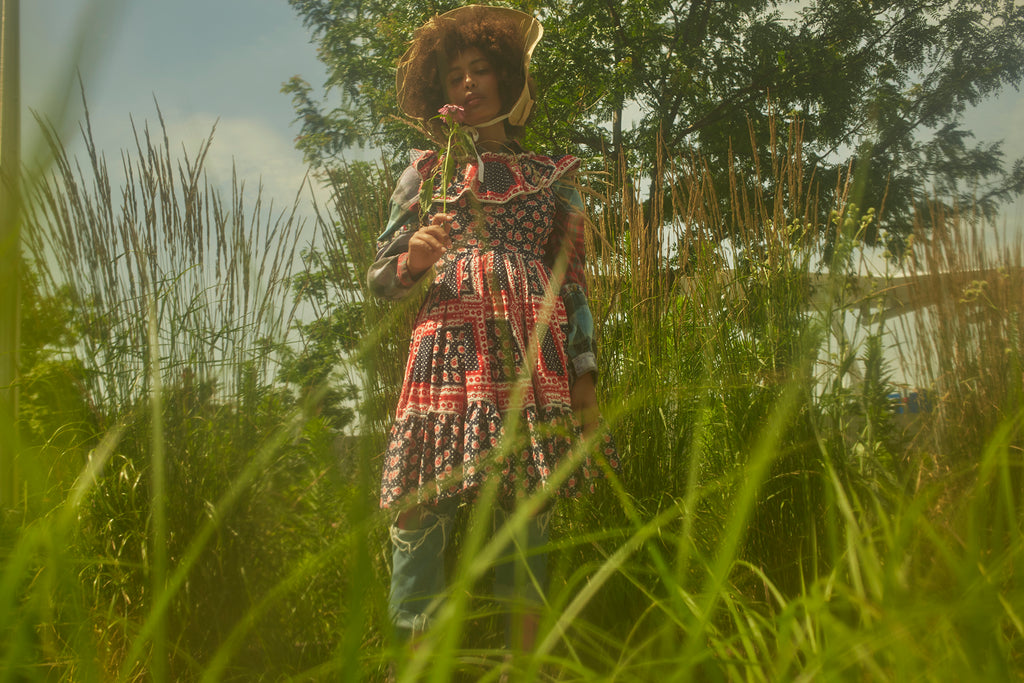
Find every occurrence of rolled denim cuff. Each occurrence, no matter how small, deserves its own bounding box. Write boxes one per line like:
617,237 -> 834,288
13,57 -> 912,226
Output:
388,508 -> 454,637
562,283 -> 597,385
570,351 -> 597,384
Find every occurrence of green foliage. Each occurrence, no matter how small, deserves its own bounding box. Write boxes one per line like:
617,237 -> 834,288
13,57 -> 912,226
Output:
7,103 -> 378,678
5,102 -> 1024,681
279,158 -> 422,441
287,0 -> 1024,242
16,272 -> 99,506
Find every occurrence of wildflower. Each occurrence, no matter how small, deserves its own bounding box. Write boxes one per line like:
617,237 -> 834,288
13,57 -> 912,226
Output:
420,104 -> 477,217
438,103 -> 466,125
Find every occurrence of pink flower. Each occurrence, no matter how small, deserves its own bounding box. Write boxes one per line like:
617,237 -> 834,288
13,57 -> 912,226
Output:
438,104 -> 466,125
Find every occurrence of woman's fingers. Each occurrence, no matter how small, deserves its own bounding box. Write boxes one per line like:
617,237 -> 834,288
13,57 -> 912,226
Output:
419,225 -> 452,249
407,214 -> 456,275
430,212 -> 453,227
427,214 -> 454,247
407,222 -> 452,275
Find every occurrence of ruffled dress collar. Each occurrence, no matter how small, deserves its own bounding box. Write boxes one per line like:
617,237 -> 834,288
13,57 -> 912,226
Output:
412,149 -> 579,206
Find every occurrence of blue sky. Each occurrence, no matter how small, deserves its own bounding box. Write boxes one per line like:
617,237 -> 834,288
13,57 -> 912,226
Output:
22,0 -> 1024,229
24,0 -> 331,207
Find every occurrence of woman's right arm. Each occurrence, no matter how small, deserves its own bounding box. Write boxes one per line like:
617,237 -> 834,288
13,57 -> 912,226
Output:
367,202 -> 423,299
367,207 -> 452,299
367,164 -> 428,300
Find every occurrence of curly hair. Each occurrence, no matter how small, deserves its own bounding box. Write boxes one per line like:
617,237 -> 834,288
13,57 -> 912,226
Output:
400,6 -> 534,138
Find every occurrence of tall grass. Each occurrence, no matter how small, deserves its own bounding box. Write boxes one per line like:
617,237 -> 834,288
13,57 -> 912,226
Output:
6,106 -> 353,679
2,106 -> 1022,681
895,204 -> 1024,463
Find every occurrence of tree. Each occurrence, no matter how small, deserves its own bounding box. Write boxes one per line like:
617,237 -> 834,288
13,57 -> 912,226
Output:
286,0 -> 1024,244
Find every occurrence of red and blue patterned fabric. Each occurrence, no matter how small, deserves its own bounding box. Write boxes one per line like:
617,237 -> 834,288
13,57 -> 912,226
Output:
369,149 -> 618,510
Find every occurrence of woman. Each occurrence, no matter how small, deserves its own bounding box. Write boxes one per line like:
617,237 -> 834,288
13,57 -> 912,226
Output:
368,4 -> 618,650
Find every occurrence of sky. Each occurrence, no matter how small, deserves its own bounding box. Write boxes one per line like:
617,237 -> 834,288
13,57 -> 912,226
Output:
23,0 -> 333,211
21,0 -> 1024,231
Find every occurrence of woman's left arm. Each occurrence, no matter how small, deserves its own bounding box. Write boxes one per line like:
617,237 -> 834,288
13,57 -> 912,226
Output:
547,179 -> 600,436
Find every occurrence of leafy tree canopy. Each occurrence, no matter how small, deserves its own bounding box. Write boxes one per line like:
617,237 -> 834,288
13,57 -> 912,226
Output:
285,0 -> 1024,242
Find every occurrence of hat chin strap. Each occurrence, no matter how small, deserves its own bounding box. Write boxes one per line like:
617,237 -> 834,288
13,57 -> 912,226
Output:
457,93 -> 533,184
462,81 -> 535,140
466,111 -> 509,136
461,122 -> 489,189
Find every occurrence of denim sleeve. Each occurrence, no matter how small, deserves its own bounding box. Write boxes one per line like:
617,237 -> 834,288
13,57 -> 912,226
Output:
548,180 -> 597,381
561,283 -> 597,381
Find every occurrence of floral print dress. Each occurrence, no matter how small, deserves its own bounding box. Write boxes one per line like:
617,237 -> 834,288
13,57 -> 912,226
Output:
368,149 -> 619,510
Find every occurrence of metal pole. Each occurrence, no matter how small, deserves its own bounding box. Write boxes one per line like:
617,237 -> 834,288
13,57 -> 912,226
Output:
0,0 -> 21,510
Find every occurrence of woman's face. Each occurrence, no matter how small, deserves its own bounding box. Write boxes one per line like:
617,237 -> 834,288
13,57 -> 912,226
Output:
444,48 -> 503,126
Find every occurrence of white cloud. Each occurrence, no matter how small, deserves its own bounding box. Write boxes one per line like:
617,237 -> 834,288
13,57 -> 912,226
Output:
164,113 -> 316,209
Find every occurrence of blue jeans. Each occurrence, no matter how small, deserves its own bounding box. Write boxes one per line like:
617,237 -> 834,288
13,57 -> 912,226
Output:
388,502 -> 551,641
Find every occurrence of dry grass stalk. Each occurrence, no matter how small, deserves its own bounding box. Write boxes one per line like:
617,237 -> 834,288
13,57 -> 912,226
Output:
22,107 -> 305,414
895,204 -> 1024,462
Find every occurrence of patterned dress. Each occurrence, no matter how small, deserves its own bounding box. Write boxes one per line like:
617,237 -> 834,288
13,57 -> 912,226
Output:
368,149 -> 619,510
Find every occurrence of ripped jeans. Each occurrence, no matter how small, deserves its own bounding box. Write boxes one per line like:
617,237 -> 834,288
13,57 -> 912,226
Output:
388,501 -> 552,641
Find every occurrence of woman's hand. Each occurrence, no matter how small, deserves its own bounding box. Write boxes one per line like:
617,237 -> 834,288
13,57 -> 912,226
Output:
571,371 -> 600,439
407,213 -> 453,277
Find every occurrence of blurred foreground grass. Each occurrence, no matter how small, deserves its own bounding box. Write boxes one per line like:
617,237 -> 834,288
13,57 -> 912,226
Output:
0,105 -> 1021,682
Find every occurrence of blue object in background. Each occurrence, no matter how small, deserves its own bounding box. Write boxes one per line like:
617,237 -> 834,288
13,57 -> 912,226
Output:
888,390 -> 933,415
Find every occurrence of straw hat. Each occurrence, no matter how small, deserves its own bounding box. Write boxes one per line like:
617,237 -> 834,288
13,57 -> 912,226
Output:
395,5 -> 543,129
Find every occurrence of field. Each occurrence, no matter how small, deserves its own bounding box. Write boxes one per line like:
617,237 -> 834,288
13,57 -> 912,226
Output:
2,112 -> 1022,682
